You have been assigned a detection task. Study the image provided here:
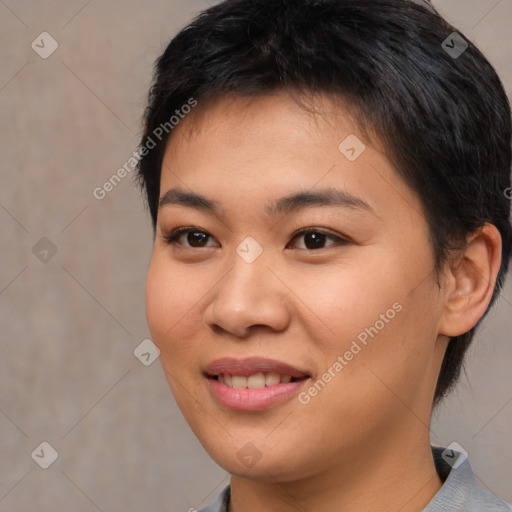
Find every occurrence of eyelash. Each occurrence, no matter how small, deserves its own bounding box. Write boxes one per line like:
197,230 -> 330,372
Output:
161,225 -> 351,250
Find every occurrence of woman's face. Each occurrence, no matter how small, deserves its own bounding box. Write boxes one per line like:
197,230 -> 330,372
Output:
145,91 -> 448,481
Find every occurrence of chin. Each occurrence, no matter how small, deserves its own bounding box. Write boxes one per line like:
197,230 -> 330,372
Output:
203,438 -> 309,482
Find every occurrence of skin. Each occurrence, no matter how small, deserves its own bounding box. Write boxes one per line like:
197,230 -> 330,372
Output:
145,90 -> 502,511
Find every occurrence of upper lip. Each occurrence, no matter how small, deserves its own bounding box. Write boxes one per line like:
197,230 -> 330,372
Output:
204,357 -> 310,378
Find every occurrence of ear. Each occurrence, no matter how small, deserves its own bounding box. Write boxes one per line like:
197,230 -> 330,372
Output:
438,223 -> 502,337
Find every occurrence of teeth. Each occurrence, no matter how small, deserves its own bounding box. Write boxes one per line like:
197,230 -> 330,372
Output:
218,373 -> 296,388
265,372 -> 280,386
231,376 -> 247,389
247,373 -> 266,388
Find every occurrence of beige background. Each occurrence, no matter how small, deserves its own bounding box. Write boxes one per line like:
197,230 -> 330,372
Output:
0,1 -> 511,510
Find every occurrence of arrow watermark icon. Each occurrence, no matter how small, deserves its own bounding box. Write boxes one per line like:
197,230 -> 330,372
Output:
338,134 -> 366,161
31,442 -> 58,469
31,236 -> 58,263
236,236 -> 263,263
441,32 -> 468,59
31,32 -> 59,59
134,339 -> 160,366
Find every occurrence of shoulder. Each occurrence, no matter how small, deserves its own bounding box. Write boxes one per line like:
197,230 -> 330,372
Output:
425,446 -> 512,511
195,449 -> 512,512
197,485 -> 230,512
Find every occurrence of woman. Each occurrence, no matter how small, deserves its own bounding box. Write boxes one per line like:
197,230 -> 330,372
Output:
136,0 -> 512,510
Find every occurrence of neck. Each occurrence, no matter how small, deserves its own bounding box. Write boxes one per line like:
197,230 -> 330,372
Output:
228,431 -> 443,512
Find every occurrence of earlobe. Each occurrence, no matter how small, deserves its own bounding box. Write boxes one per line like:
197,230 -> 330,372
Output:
438,223 -> 502,338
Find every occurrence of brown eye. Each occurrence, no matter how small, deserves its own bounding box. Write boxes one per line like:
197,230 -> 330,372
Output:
289,228 -> 349,250
184,231 -> 209,247
162,227 -> 219,248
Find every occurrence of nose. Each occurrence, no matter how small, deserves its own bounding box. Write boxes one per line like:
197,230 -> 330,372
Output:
203,253 -> 292,339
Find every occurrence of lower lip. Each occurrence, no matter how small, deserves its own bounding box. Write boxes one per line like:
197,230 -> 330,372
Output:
207,377 -> 309,412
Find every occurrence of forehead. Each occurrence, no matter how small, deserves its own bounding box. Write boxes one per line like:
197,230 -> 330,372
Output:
162,90 -> 363,184
168,90 -> 360,146
158,91 -> 425,226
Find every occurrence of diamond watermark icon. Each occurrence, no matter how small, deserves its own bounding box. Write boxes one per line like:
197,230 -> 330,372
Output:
31,441 -> 58,469
442,32 -> 468,59
441,441 -> 468,469
32,236 -> 58,263
31,32 -> 59,59
134,338 -> 160,366
236,236 -> 263,264
237,442 -> 263,468
338,134 -> 366,162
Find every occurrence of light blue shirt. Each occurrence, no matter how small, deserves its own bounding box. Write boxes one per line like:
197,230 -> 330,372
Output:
198,447 -> 511,511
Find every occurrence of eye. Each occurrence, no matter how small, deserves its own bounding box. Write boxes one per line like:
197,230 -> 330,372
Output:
161,226 -> 350,251
161,227 -> 219,248
288,228 -> 350,250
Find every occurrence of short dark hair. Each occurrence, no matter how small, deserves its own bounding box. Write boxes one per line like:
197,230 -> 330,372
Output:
136,0 -> 512,406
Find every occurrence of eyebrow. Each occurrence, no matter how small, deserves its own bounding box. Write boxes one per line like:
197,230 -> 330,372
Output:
158,187 -> 375,217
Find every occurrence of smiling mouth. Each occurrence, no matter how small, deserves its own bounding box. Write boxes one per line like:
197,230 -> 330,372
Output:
210,373 -> 309,389
204,358 -> 312,411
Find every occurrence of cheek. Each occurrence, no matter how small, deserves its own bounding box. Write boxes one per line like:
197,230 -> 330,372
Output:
145,254 -> 211,368
145,257 -> 204,408
145,255 -> 191,350
316,286 -> 440,422
145,259 -> 170,343
301,253 -> 438,395
288,256 -> 405,353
